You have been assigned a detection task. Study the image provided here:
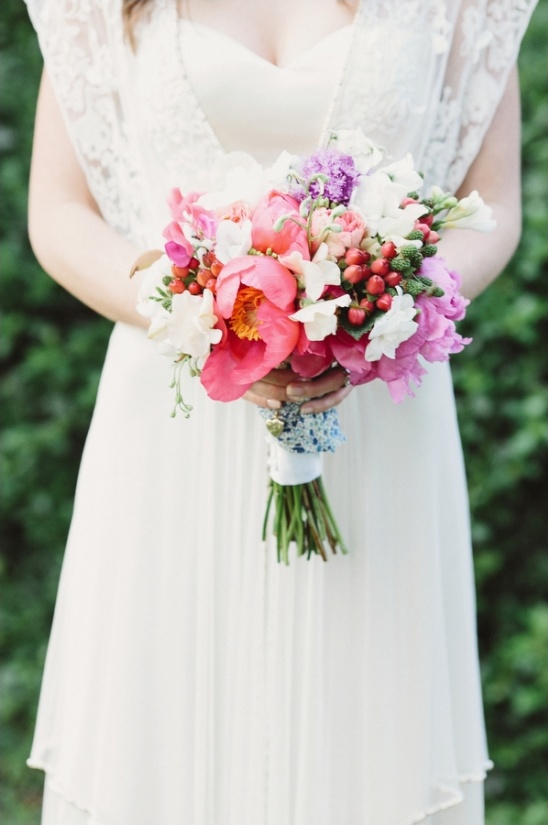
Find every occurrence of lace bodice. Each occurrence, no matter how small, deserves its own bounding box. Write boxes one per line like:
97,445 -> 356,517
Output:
25,0 -> 536,248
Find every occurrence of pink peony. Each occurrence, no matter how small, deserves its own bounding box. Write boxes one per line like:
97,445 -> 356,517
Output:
200,255 -> 300,401
251,192 -> 310,259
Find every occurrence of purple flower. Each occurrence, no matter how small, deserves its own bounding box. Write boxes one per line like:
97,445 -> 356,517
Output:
294,148 -> 361,206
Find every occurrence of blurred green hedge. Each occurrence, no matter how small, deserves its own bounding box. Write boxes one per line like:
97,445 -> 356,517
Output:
1,1 -> 547,823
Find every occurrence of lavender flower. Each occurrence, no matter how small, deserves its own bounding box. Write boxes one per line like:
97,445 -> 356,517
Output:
293,148 -> 361,206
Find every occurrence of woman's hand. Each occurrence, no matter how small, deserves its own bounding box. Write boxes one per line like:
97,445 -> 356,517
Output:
243,366 -> 352,414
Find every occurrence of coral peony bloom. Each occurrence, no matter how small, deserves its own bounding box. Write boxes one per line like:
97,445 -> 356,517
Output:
251,192 -> 310,259
200,255 -> 300,401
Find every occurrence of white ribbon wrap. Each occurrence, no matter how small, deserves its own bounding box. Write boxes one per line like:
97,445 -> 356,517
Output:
266,436 -> 323,485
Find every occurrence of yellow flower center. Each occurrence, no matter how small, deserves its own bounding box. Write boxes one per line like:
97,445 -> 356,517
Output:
229,286 -> 264,341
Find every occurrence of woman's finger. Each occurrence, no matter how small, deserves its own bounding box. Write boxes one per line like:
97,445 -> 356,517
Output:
300,384 -> 353,414
241,389 -> 282,410
286,367 -> 349,402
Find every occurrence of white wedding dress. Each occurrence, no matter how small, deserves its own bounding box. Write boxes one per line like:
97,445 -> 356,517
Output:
24,1 -> 536,824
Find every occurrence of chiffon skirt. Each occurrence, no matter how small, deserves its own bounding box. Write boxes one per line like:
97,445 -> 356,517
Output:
30,322 -> 492,825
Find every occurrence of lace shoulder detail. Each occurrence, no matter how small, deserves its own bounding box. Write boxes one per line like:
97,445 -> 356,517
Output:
424,0 -> 537,190
334,0 -> 537,190
23,0 -> 145,242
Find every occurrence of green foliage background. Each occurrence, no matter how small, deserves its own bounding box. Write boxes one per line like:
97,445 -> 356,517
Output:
1,1 -> 546,822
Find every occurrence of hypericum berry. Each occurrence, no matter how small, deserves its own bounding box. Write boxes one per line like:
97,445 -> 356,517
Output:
427,230 -> 440,244
202,251 -> 215,268
197,269 -> 212,287
188,281 -> 202,295
345,247 -> 369,266
210,260 -> 223,277
188,257 -> 200,270
376,293 -> 393,312
380,241 -> 397,259
171,264 -> 189,279
415,222 -> 431,237
422,213 -> 434,227
359,298 -> 375,313
348,307 -> 366,325
343,264 -> 365,284
205,278 -> 217,292
371,258 -> 391,276
400,196 -> 417,207
168,279 -> 185,294
366,274 -> 386,295
385,271 -> 403,287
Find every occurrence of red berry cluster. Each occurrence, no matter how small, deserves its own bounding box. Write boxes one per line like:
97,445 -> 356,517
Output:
341,243 -> 400,325
168,251 -> 223,296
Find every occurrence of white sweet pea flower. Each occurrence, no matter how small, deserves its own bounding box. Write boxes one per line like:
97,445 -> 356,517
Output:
440,190 -> 496,232
215,218 -> 253,264
290,294 -> 351,341
161,288 -> 222,367
329,128 -> 386,173
351,171 -> 400,232
385,235 -> 423,252
280,243 -> 342,302
377,202 -> 429,239
365,290 -> 418,361
265,150 -> 300,189
198,152 -> 270,210
381,153 -> 424,194
137,254 -> 173,319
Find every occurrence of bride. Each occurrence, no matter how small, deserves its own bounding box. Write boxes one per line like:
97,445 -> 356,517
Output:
24,1 -> 536,823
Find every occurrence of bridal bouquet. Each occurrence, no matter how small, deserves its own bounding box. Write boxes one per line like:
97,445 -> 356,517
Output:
136,129 -> 494,563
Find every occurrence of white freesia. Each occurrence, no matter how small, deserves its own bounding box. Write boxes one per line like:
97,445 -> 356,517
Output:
215,218 -> 253,263
365,290 -> 418,361
280,243 -> 342,302
329,128 -> 385,173
136,254 -> 173,319
198,152 -> 270,209
290,294 -> 351,341
440,190 -> 496,232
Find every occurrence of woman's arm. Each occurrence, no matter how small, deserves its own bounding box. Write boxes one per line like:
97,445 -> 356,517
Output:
438,65 -> 522,300
28,69 -> 147,328
248,65 -> 523,412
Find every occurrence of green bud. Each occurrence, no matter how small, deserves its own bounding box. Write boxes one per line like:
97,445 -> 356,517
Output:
390,256 -> 409,272
418,276 -> 433,287
407,191 -> 420,200
162,275 -> 172,286
162,298 -> 172,310
430,286 -> 445,297
403,279 -> 424,297
422,244 -> 438,257
406,230 -> 424,241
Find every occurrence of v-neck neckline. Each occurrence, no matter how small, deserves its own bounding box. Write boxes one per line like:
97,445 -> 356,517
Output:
169,0 -> 364,158
179,19 -> 355,71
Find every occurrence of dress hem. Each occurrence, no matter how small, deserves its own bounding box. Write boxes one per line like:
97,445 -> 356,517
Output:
28,757 -> 494,825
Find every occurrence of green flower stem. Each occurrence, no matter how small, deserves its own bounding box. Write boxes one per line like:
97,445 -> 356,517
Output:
263,476 -> 346,564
